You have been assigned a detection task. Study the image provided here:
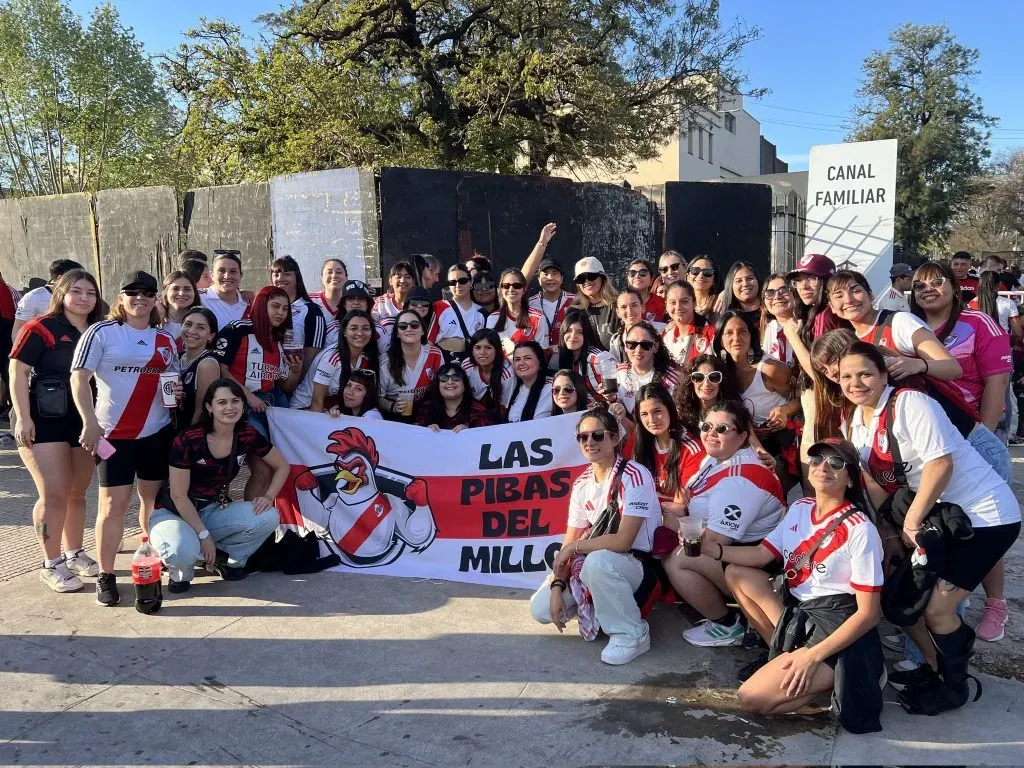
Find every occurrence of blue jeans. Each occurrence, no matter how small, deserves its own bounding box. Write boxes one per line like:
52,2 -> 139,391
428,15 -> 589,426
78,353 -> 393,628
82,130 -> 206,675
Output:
150,501 -> 280,583
968,422 -> 1011,481
246,386 -> 290,441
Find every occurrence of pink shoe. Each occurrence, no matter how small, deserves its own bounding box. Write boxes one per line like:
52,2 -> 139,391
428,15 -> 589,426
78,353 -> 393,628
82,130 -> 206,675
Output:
977,598 -> 1009,642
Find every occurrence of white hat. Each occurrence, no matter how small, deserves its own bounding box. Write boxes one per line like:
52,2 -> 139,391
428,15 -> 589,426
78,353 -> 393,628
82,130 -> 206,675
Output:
574,256 -> 606,278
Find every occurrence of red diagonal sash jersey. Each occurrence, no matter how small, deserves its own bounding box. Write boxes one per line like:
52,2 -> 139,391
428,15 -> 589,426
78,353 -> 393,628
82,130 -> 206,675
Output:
379,344 -> 446,401
71,321 -> 178,440
213,319 -> 284,393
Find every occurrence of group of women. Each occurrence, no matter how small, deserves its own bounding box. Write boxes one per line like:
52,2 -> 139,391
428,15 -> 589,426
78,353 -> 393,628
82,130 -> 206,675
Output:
9,230 -> 1021,730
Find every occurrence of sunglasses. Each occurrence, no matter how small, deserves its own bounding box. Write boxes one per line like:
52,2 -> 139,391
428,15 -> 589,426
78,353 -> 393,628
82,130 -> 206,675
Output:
124,289 -> 157,299
408,301 -> 432,309
501,282 -> 525,291
627,269 -> 650,279
659,263 -> 683,274
348,369 -> 376,379
912,277 -> 947,293
438,372 -> 461,383
688,267 -> 715,279
690,371 -> 723,384
809,453 -> 848,471
574,272 -> 602,285
552,384 -> 576,395
700,422 -> 738,435
576,430 -> 608,444
448,277 -> 471,287
763,286 -> 792,300
474,282 -> 496,291
624,340 -> 656,351
396,321 -> 422,331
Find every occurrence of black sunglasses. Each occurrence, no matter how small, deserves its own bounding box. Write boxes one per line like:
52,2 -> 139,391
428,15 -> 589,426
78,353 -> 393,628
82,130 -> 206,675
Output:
574,272 -> 602,285
501,282 -> 525,291
809,454 -> 847,471
396,321 -> 422,331
576,430 -> 608,444
438,372 -> 462,383
448,277 -> 471,287
659,263 -> 683,274
627,269 -> 650,279
552,384 -> 576,395
123,288 -> 157,299
688,267 -> 715,279
624,340 -> 655,351
690,371 -> 723,384
408,301 -> 432,309
763,286 -> 792,300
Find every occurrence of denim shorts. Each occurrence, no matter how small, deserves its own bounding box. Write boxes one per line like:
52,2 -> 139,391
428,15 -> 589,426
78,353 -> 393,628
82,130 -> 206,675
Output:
969,423 -> 1011,482
246,387 -> 289,441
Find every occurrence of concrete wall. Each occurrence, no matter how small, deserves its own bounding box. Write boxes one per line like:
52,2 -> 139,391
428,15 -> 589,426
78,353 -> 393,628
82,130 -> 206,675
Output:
94,186 -> 178,300
0,193 -> 96,291
183,183 -> 272,289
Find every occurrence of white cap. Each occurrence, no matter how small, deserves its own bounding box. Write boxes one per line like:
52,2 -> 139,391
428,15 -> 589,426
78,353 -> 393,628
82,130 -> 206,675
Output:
574,256 -> 606,278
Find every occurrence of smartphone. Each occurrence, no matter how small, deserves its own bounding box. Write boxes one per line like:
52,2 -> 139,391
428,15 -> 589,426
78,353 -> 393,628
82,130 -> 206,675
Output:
95,437 -> 116,460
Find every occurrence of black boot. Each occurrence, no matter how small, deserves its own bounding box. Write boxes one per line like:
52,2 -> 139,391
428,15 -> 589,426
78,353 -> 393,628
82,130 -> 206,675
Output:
899,623 -> 982,715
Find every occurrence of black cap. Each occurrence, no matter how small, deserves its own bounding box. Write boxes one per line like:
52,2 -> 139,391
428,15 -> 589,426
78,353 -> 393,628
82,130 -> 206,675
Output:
121,270 -> 157,292
406,287 -> 431,304
342,280 -> 370,299
807,438 -> 861,472
538,258 -> 563,274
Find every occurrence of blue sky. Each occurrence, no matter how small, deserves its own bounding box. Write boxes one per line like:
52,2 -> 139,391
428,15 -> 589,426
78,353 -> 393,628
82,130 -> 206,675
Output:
71,0 -> 1024,171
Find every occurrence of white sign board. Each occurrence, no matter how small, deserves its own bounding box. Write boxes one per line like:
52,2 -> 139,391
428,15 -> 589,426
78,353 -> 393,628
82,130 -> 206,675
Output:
804,139 -> 897,293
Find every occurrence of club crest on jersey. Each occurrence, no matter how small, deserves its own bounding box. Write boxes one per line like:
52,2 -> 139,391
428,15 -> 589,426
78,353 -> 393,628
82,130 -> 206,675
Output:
214,337 -> 228,353
158,346 -> 172,365
695,337 -> 709,353
876,429 -> 889,455
425,367 -> 435,380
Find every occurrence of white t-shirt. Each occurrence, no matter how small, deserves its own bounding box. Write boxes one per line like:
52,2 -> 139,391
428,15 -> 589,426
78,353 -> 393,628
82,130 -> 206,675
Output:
161,318 -> 183,341
505,378 -> 553,422
71,321 -> 178,440
994,296 -> 1019,333
763,498 -> 885,601
15,286 -> 52,322
863,310 -> 928,356
436,300 -> 485,342
873,285 -> 911,314
199,289 -> 248,330
847,386 -> 1021,528
685,447 -> 787,543
567,459 -> 662,552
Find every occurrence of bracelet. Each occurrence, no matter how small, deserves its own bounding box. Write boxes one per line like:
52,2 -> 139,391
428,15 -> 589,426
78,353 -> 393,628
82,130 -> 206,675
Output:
713,542 -> 724,562
922,359 -> 929,375
573,539 -> 581,555
550,579 -> 566,591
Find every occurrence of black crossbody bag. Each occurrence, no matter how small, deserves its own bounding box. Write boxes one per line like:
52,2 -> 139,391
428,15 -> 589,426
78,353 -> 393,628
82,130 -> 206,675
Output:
772,506 -> 860,600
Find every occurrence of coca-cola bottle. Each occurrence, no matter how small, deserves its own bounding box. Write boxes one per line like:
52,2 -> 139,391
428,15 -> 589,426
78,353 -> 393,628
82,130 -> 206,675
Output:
132,537 -> 163,614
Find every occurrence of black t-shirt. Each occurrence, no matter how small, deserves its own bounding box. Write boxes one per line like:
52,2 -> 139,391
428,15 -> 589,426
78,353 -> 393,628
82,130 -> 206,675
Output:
177,350 -> 216,425
10,314 -> 82,385
162,424 -> 272,511
586,304 -> 618,349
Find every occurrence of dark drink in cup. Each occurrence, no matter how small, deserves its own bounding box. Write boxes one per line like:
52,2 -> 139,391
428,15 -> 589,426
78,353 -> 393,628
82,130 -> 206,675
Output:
683,537 -> 702,557
679,517 -> 704,558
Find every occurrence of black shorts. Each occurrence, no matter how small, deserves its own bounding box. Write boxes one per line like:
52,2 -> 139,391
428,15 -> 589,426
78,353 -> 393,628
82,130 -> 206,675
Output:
30,409 -> 82,446
937,521 -> 1021,591
97,425 -> 174,488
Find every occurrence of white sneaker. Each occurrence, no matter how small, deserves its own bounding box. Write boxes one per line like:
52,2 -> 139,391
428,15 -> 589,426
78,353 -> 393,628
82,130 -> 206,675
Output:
39,561 -> 83,593
894,659 -> 919,673
64,550 -> 99,577
600,625 -> 651,665
683,616 -> 744,647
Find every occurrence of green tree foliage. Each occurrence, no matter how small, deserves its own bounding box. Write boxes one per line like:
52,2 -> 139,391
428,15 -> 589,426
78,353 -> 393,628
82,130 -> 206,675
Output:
851,23 -> 995,256
0,0 -> 183,196
164,0 -> 760,180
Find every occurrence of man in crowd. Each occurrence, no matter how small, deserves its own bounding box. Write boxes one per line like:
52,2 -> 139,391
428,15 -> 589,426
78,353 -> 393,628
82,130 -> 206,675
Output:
873,263 -> 913,312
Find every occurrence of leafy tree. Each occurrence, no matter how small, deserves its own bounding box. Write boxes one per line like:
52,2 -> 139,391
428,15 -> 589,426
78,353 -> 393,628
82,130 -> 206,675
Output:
0,0 -> 184,196
165,0 -> 760,178
851,23 -> 995,256
948,149 -> 1024,255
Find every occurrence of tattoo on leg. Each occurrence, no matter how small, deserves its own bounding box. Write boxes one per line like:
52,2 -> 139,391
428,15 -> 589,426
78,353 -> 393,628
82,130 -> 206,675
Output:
35,521 -> 48,541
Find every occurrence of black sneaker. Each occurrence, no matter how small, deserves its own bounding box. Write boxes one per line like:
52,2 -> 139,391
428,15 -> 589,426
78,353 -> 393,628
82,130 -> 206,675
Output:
211,562 -> 248,581
167,579 -> 191,594
95,572 -> 120,606
738,651 -> 770,683
888,663 -> 935,691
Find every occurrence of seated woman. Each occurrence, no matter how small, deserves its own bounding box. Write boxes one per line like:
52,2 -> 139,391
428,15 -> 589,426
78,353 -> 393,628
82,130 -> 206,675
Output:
299,309 -> 379,413
551,369 -> 591,415
666,401 -> 786,648
675,353 -> 740,432
150,379 -> 288,593
506,341 -> 553,422
328,369 -> 383,419
838,342 -> 1021,714
715,438 -> 885,732
529,406 -> 662,665
415,362 -> 494,431
378,309 -> 446,422
555,309 -> 615,404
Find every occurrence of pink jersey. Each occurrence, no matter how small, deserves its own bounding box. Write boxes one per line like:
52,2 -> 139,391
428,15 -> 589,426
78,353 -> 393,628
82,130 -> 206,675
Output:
940,309 -> 1012,409
71,321 -> 178,440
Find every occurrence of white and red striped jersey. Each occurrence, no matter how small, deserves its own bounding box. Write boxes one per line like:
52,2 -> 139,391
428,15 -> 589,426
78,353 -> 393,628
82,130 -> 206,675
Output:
763,498 -> 884,601
529,291 -> 575,347
213,319 -> 284,394
568,459 -> 661,552
371,294 -> 403,324
290,297 -> 327,350
378,344 -> 445,402
486,307 -> 550,351
762,319 -> 793,366
308,291 -> 339,321
577,347 -> 616,404
662,321 -> 714,365
461,357 -> 514,403
198,289 -> 248,329
71,321 -> 178,440
614,363 -> 681,413
290,350 -> 370,409
435,299 -> 485,343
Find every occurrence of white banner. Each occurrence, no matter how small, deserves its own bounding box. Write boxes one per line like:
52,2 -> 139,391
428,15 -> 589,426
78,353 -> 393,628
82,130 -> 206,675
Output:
267,409 -> 586,589
805,139 -> 898,293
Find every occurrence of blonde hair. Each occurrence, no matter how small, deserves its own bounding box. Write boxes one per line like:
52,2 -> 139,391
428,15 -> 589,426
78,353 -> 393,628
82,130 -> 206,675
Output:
108,292 -> 161,327
572,274 -> 618,309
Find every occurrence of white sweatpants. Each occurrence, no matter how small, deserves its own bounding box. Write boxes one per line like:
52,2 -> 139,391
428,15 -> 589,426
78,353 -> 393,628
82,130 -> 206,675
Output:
529,549 -> 647,641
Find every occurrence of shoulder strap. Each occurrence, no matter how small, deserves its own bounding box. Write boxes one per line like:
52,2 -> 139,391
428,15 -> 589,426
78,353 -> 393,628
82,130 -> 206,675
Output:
870,310 -> 896,346
448,300 -> 472,342
585,457 -> 631,540
884,390 -> 910,488
788,505 -> 860,575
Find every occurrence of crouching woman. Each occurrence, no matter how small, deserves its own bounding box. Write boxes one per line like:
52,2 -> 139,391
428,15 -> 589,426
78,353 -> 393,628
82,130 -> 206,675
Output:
703,438 -> 886,732
529,406 -> 663,665
150,378 -> 289,592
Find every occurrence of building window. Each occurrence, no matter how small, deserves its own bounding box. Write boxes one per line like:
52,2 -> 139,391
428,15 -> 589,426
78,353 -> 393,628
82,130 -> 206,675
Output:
698,128 -> 704,160
708,132 -> 713,164
687,123 -> 694,155
725,113 -> 735,133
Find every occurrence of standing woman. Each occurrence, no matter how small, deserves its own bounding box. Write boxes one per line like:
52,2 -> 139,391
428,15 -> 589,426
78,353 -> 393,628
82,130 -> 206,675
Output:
614,321 -> 682,415
379,309 -> 445,421
839,343 -> 1020,714
199,252 -> 248,330
723,261 -> 763,332
159,271 -> 200,342
572,257 -> 619,349
462,327 -> 513,415
416,362 -> 495,431
555,309 -> 615,404
487,268 -> 549,355
306,310 -> 379,413
662,281 -> 715,366
675,354 -> 740,432
506,340 -> 553,422
685,256 -> 722,323
11,270 -> 102,592
71,271 -> 179,607
608,288 -> 646,363
528,258 -> 575,348
177,307 -> 221,427
308,258 -> 348,320
626,259 -> 666,326
551,369 -> 591,415
270,256 -> 327,374
372,261 -> 416,323
436,264 -> 485,357
760,274 -> 795,366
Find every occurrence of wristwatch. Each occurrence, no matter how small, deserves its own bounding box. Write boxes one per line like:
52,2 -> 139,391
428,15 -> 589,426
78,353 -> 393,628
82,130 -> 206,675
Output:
197,529 -> 211,541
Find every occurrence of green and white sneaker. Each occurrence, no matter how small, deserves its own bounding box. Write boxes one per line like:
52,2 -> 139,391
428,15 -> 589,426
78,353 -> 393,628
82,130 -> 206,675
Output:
64,550 -> 99,577
683,616 -> 744,647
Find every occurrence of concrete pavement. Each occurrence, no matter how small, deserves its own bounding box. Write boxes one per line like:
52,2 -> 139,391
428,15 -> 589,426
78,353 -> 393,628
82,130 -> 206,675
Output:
1,445 -> 1023,766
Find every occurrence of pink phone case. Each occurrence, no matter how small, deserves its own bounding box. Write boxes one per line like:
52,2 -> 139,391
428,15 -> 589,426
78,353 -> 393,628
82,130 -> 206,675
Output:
95,437 -> 116,460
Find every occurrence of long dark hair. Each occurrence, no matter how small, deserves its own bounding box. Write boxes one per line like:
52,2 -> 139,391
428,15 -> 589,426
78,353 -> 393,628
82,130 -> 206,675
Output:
46,269 -> 103,325
975,270 -> 1001,324
387,309 -> 423,386
910,261 -> 963,341
337,369 -> 379,417
551,368 -> 590,415
624,320 -> 674,376
336,309 -> 380,380
712,310 -> 764,379
810,328 -> 859,442
557,308 -> 604,369
723,261 -> 761,312
249,286 -> 291,347
197,377 -> 250,433
633,383 -> 685,497
493,268 -> 530,331
467,327 -> 506,407
510,340 -> 550,421
423,362 -> 475,425
181,306 -> 220,342
793,269 -> 832,386
271,256 -> 311,301
676,353 -> 740,431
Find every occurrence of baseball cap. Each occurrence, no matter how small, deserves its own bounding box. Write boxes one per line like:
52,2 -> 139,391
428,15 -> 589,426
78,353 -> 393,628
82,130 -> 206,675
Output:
807,438 -> 861,471
786,253 -> 836,281
890,263 -> 913,279
406,287 -> 432,305
538,258 -> 563,274
342,280 -> 370,299
121,270 -> 158,293
473,272 -> 496,290
574,256 -> 606,279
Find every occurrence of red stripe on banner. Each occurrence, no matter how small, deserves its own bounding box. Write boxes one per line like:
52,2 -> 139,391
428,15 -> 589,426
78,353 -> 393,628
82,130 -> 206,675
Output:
338,493 -> 393,553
